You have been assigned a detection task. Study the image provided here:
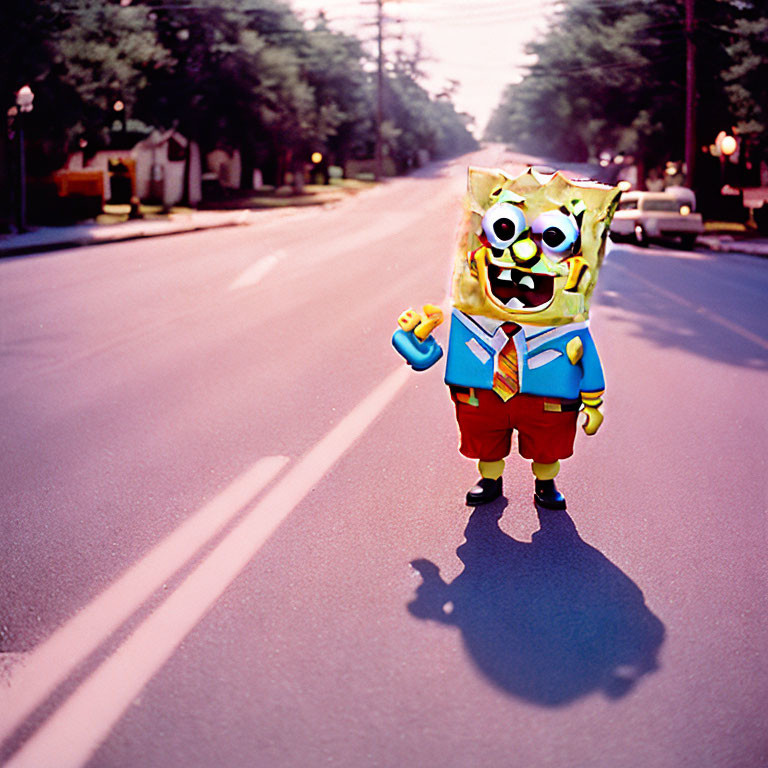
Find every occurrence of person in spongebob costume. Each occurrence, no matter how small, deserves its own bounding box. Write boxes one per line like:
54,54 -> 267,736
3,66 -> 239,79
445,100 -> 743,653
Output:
392,166 -> 621,509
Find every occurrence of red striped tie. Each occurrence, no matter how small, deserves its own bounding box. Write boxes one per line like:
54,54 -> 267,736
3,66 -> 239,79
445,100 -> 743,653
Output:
493,323 -> 519,402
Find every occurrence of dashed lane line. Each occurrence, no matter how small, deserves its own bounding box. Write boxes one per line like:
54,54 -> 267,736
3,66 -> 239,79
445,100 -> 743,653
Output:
228,252 -> 283,290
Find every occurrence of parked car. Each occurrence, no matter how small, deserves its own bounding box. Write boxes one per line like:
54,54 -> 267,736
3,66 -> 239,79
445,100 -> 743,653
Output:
610,189 -> 704,249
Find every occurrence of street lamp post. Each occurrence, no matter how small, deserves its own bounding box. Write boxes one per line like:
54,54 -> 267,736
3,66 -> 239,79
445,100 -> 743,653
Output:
15,85 -> 34,232
717,132 -> 737,192
113,99 -> 126,132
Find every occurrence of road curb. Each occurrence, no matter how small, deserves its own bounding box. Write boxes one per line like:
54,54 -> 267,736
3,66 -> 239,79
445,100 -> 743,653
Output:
697,235 -> 768,257
0,215 -> 254,259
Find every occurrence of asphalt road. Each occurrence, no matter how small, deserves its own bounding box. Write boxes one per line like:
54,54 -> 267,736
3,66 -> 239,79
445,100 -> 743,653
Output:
1,148 -> 767,768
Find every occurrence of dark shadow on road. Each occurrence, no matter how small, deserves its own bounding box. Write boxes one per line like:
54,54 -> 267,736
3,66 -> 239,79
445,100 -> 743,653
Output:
408,500 -> 665,706
599,246 -> 768,370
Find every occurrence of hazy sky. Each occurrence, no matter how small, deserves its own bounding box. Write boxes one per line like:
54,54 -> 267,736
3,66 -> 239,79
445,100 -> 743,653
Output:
288,0 -> 555,136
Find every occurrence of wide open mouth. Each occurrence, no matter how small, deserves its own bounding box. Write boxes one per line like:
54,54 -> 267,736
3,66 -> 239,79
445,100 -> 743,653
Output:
487,264 -> 554,310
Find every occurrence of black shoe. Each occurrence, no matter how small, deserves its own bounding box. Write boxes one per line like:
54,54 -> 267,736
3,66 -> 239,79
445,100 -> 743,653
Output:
533,479 -> 567,510
466,477 -> 503,506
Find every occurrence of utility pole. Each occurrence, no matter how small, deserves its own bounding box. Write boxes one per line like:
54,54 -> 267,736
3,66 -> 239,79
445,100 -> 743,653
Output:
684,0 -> 696,188
375,0 -> 384,181
18,116 -> 27,232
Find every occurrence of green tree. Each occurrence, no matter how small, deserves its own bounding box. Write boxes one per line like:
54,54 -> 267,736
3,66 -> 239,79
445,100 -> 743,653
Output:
719,0 -> 768,173
1,0 -> 59,226
486,0 -> 767,190
0,0 -> 172,226
2,0 -> 171,170
383,62 -> 476,172
142,0 -> 316,184
0,0 -> 477,221
486,0 -> 687,169
297,15 -> 373,170
56,1 -> 174,145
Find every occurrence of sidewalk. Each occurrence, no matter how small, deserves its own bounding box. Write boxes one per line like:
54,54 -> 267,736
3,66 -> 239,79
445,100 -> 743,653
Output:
0,210 -> 259,258
696,233 -> 768,257
0,181 -> 370,259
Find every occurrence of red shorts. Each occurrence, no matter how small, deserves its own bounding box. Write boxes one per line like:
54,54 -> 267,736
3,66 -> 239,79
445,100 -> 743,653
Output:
450,387 -> 579,464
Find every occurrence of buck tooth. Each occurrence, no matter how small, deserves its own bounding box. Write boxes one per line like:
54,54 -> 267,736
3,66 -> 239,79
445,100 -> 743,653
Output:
498,269 -> 513,281
519,275 -> 535,290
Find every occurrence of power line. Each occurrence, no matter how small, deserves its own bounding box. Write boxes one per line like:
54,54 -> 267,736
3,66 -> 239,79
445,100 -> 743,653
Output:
522,52 -> 682,78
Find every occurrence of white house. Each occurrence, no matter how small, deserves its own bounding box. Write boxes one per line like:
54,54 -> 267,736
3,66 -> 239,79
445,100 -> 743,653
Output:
133,130 -> 202,207
65,129 -> 202,207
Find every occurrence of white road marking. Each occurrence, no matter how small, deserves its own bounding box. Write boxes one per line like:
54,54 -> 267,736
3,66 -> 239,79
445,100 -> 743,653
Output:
0,455 -> 289,744
229,252 -> 283,290
5,365 -> 412,768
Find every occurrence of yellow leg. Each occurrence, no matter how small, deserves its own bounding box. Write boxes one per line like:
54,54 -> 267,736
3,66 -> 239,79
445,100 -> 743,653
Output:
531,460 -> 560,481
478,459 -> 505,480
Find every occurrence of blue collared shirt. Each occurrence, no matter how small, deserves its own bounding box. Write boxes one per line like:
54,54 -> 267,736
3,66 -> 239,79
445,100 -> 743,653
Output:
444,309 -> 605,399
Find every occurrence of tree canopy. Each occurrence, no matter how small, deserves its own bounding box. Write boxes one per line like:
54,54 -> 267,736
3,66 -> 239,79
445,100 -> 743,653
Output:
1,0 -> 476,188
485,0 -> 767,188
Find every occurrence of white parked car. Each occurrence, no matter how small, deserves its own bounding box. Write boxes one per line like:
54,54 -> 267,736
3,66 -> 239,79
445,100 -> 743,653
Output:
610,189 -> 704,249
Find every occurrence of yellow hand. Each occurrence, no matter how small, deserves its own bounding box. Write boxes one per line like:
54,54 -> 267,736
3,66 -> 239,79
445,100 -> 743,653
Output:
398,305 -> 443,339
397,308 -> 421,332
582,405 -> 604,436
414,304 -> 444,340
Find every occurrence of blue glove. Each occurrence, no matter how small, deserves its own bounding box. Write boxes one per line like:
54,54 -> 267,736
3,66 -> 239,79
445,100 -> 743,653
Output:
392,328 -> 443,371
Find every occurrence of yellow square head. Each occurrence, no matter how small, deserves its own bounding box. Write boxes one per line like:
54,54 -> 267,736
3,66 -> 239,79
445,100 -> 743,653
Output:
452,166 -> 621,326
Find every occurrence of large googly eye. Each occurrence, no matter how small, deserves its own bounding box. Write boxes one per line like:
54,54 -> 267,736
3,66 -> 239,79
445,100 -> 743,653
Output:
481,203 -> 527,249
531,211 -> 580,254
